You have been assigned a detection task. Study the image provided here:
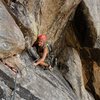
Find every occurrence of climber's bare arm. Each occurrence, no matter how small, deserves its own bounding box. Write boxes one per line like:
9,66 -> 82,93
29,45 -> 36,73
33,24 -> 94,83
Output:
35,47 -> 48,66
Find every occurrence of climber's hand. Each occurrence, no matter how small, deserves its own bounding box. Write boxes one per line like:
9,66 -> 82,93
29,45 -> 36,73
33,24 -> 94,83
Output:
33,62 -> 37,66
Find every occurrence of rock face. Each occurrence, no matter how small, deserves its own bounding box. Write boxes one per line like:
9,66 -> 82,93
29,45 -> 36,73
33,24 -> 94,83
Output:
79,2 -> 100,99
93,62 -> 100,97
76,0 -> 100,99
80,48 -> 100,100
83,0 -> 100,48
8,0 -> 81,45
0,52 -> 78,100
0,0 -> 100,100
58,48 -> 94,100
0,0 -> 25,58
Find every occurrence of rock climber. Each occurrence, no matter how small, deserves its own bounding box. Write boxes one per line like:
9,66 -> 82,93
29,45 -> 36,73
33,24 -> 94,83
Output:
28,34 -> 53,70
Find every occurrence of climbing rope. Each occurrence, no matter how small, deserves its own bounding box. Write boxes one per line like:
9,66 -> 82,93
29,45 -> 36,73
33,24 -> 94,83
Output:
10,72 -> 18,100
2,72 -> 18,100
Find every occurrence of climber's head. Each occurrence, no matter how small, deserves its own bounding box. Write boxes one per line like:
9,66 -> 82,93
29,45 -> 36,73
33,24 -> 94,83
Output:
37,34 -> 47,47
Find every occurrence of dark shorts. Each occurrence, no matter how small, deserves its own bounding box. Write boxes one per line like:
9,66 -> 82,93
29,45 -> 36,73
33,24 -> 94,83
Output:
27,47 -> 40,61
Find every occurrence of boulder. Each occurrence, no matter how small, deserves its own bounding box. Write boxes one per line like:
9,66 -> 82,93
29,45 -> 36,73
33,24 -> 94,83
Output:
0,0 -> 25,58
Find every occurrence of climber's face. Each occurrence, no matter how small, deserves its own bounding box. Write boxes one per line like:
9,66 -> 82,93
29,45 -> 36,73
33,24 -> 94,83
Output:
38,40 -> 45,47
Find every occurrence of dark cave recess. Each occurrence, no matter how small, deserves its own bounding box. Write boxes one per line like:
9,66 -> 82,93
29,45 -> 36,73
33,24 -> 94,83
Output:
73,1 -> 97,47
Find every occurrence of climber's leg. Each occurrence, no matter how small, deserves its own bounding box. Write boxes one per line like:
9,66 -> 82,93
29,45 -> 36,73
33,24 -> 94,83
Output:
38,61 -> 49,67
0,59 -> 18,73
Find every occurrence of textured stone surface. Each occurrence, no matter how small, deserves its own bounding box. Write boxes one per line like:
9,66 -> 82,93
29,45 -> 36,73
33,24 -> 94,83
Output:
0,52 -> 78,100
0,0 -> 100,100
58,47 -> 94,100
83,0 -> 100,48
93,62 -> 100,97
56,1 -> 100,99
8,0 -> 81,45
80,48 -> 100,100
0,0 -> 25,58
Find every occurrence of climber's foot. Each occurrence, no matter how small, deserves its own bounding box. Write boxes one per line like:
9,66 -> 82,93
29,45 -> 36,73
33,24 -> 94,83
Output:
33,62 -> 37,66
43,65 -> 53,71
48,65 -> 53,71
0,59 -> 18,73
4,62 -> 18,73
10,67 -> 18,73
